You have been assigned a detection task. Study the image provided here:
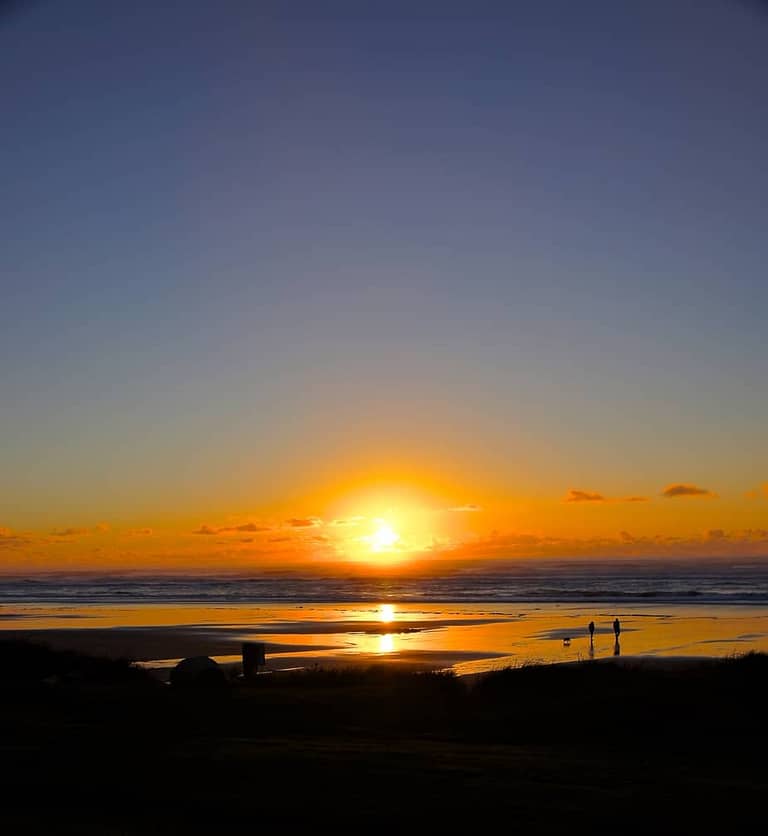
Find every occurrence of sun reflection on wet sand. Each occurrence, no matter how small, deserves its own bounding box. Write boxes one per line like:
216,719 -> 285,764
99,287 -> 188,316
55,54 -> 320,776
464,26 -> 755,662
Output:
3,602 -> 768,674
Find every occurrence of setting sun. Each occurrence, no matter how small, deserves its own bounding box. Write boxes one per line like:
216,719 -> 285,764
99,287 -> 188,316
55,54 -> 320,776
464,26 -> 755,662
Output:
368,521 -> 400,552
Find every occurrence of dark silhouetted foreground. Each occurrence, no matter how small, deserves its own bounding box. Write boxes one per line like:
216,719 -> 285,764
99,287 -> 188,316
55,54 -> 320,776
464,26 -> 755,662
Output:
1,640 -> 767,833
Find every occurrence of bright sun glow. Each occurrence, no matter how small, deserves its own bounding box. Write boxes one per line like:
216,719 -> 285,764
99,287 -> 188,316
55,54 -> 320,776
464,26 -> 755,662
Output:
379,604 -> 395,622
369,521 -> 400,552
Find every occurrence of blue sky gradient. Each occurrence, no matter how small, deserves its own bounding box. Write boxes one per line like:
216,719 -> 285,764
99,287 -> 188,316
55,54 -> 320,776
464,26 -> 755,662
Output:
1,0 -> 767,533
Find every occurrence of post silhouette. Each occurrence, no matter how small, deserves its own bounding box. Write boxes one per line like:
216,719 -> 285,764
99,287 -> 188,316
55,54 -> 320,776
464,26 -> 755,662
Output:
242,642 -> 266,680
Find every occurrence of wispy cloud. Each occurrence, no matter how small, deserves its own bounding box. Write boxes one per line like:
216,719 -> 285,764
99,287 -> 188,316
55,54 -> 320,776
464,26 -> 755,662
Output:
128,527 -> 153,536
426,526 -> 768,561
331,517 -> 366,527
565,490 -> 648,504
228,522 -> 271,532
565,490 -> 606,503
447,504 -> 483,512
193,521 -> 272,536
285,517 -> 322,528
50,527 -> 92,537
0,526 -> 28,548
661,483 -> 717,499
49,523 -> 111,538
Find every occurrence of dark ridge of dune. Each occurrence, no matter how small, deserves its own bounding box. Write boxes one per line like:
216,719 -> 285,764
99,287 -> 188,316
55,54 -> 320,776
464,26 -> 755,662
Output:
1,641 -> 766,831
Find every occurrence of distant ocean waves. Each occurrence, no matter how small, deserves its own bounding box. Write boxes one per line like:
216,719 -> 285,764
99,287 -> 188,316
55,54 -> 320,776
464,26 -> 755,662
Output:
3,562 -> 768,605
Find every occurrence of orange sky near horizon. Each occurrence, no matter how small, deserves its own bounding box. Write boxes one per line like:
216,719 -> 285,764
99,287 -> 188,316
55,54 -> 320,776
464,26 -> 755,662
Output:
2,2 -> 768,577
2,475 -> 767,574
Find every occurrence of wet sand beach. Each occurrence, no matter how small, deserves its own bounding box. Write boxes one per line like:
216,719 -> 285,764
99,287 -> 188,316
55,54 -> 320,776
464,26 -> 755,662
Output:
3,601 -> 768,674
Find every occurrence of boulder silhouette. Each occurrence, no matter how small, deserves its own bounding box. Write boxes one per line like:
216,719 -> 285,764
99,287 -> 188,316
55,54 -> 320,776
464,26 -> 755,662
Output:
170,656 -> 227,689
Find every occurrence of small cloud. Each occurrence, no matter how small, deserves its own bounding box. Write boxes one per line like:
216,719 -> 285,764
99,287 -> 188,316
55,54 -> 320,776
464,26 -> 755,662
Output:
707,529 -> 726,541
50,527 -> 91,537
744,528 -> 768,539
565,490 -> 606,503
228,522 -> 271,533
0,526 -> 27,547
128,527 -> 153,537
331,517 -> 366,527
193,521 -> 272,536
285,517 -> 322,528
566,489 -> 647,504
269,536 -> 292,543
50,523 -> 112,538
661,483 -> 716,499
448,504 -> 483,512
619,531 -> 635,543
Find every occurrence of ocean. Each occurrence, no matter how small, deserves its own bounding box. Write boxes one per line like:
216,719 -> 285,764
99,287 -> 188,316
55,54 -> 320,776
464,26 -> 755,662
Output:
4,560 -> 768,671
2,559 -> 768,605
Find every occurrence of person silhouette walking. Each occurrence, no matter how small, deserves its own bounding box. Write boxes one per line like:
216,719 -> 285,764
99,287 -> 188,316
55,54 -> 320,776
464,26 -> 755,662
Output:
588,620 -> 595,641
613,617 -> 621,638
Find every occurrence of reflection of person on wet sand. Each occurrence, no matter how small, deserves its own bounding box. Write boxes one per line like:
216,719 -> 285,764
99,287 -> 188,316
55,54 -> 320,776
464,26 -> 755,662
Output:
588,620 -> 596,658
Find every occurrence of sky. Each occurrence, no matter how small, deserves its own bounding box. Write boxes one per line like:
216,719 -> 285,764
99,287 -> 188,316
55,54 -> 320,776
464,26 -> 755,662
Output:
1,0 -> 767,573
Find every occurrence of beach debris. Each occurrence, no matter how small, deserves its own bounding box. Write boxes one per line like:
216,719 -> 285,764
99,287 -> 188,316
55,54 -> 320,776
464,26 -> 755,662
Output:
170,656 -> 227,689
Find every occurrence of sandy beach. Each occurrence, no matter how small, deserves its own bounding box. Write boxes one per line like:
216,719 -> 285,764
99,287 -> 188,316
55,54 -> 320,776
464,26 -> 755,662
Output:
3,601 -> 768,676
